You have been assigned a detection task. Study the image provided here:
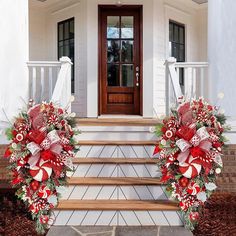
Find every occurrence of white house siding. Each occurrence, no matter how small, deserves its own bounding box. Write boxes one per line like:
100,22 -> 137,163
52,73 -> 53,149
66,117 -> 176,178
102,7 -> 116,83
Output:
29,0 -> 207,118
0,0 -> 29,142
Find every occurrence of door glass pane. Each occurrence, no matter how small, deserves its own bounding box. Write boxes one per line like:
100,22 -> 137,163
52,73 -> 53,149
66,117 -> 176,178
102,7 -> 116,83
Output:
121,40 -> 133,63
107,40 -> 120,63
107,16 -> 120,38
107,64 -> 119,86
169,23 -> 173,41
122,65 -> 134,87
121,16 -> 134,38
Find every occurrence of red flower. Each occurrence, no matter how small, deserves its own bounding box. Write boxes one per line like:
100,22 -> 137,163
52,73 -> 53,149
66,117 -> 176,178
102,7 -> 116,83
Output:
41,150 -> 56,161
4,148 -> 12,158
190,146 -> 205,158
179,177 -> 189,188
153,145 -> 162,155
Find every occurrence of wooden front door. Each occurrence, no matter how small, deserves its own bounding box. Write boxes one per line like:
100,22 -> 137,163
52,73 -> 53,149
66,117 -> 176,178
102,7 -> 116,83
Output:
99,5 -> 142,115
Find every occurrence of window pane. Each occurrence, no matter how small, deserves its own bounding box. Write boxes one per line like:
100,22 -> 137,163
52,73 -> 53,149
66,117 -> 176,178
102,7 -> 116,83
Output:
179,27 -> 184,44
107,40 -> 120,63
122,65 -> 134,87
58,46 -> 63,58
69,20 -> 74,38
174,25 -> 179,42
58,24 -> 63,41
121,40 -> 133,63
121,16 -> 133,38
107,64 -> 119,86
64,21 -> 69,39
179,45 -> 185,62
169,23 -> 173,41
107,16 -> 120,38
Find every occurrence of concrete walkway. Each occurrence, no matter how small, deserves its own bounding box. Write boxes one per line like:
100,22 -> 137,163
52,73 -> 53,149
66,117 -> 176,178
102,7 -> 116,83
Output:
47,226 -> 193,236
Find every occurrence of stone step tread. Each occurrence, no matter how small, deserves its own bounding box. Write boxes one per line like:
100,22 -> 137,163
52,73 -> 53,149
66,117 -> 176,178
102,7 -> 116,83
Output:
57,200 -> 179,211
68,177 -> 162,185
77,118 -> 160,126
73,158 -> 158,164
78,141 -> 157,146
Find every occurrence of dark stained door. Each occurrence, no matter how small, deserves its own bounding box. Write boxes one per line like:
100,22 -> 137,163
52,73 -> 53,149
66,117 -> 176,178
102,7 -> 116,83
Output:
99,6 -> 142,115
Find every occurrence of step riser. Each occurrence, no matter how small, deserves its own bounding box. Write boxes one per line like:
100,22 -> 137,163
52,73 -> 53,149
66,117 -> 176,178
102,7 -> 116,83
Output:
53,210 -> 183,226
76,133 -> 156,141
59,186 -> 167,200
73,164 -> 160,178
76,145 -> 155,158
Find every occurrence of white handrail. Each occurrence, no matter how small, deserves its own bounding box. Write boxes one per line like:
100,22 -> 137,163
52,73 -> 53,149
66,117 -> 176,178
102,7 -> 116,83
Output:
165,57 -> 209,115
27,57 -> 72,111
51,57 -> 72,111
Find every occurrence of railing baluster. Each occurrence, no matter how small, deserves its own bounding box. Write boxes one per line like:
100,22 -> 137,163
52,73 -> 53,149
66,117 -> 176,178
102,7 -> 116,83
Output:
192,67 -> 196,99
32,67 -> 37,102
40,67 -> 45,101
49,67 -> 53,99
200,67 -> 204,97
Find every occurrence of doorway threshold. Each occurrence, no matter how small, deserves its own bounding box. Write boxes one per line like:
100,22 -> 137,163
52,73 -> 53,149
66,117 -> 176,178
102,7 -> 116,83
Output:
98,115 -> 143,119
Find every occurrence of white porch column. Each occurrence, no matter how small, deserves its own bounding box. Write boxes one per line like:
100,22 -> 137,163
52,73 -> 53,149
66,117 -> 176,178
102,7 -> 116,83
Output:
208,0 -> 236,117
0,0 -> 29,132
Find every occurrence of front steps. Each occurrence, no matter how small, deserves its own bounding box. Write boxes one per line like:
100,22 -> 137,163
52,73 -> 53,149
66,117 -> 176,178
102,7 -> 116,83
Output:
54,119 -> 183,226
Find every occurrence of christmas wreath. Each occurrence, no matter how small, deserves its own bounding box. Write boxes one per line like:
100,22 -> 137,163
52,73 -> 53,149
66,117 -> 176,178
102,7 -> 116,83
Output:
153,97 -> 229,230
3,100 -> 79,234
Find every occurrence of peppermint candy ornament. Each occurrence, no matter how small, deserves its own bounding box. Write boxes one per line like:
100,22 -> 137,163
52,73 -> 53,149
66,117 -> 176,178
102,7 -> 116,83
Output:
38,186 -> 51,199
29,160 -> 52,182
187,182 -> 201,195
179,156 -> 202,179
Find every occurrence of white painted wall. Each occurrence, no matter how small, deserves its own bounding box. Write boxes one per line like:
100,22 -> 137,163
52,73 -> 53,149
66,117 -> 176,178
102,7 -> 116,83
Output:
0,0 -> 29,141
208,0 -> 236,118
29,0 -> 207,118
153,0 -> 208,116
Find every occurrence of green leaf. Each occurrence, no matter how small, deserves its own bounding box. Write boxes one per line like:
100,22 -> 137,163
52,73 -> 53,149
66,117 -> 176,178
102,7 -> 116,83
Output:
5,128 -> 13,140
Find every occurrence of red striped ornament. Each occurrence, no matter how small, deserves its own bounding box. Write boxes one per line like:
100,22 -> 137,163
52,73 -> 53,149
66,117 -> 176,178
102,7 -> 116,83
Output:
179,156 -> 202,179
29,160 -> 52,182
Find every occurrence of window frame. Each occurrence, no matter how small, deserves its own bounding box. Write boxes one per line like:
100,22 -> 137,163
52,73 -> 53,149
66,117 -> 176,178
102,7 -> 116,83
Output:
57,17 -> 75,93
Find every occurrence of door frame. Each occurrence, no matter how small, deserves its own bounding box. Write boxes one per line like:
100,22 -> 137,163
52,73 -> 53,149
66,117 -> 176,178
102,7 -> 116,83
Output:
98,5 -> 143,116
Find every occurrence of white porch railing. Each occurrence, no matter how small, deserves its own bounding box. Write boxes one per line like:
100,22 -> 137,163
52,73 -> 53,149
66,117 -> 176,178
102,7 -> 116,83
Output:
165,57 -> 208,115
27,57 -> 72,110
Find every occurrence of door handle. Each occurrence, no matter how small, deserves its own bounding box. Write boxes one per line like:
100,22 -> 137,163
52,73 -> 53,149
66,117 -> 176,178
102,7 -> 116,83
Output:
136,66 -> 140,87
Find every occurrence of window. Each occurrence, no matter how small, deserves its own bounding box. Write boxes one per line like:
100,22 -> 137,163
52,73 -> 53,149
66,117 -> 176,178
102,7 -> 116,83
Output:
58,18 -> 75,93
169,21 -> 185,87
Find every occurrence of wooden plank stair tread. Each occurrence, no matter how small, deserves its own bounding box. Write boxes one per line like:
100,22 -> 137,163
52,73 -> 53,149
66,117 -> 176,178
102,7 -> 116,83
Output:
68,177 -> 162,185
78,140 -> 157,145
57,200 -> 179,211
77,118 -> 160,126
73,158 -> 158,164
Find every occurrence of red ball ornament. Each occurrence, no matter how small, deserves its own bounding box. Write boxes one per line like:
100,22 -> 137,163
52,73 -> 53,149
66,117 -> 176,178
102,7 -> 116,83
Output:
189,211 -> 200,222
179,177 -> 189,188
30,180 -> 40,191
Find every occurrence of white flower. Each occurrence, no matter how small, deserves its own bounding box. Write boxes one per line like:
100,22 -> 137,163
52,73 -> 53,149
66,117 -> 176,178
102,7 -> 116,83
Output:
70,112 -> 76,118
160,139 -> 167,146
197,192 -> 207,202
66,171 -> 74,178
217,92 -> 224,99
11,143 -> 17,149
215,168 -> 221,174
205,182 -> 217,191
149,126 -> 155,133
